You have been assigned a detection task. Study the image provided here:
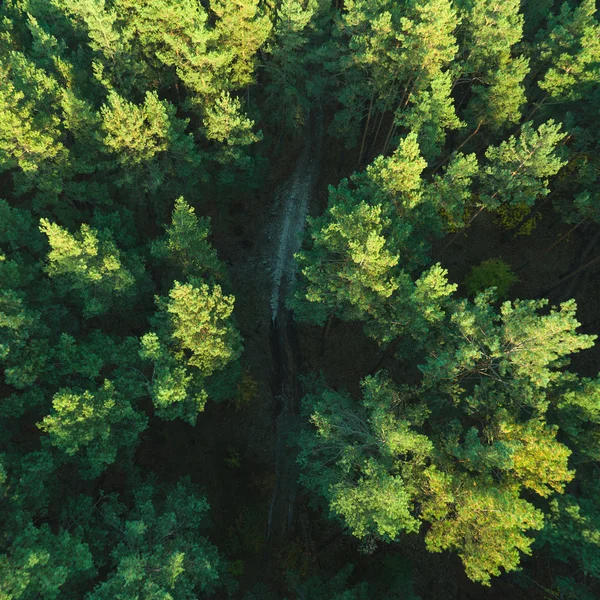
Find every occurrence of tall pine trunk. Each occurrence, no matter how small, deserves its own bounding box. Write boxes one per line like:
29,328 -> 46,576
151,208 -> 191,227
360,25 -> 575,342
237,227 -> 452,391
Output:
358,90 -> 375,167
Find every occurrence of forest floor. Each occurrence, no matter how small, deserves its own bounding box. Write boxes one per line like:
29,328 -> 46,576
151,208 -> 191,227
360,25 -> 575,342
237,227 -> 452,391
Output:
137,120 -> 600,598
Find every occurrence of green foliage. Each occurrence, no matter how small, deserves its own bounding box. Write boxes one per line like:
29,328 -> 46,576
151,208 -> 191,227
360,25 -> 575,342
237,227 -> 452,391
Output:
540,481 -> 600,581
40,219 -> 140,318
292,134 -> 466,345
151,197 -> 222,280
99,91 -> 203,197
159,280 -> 242,376
479,120 -> 567,211
0,524 -> 94,600
464,258 -> 517,298
1,0 -> 600,596
298,292 -> 596,585
399,70 -> 463,161
458,0 -> 529,131
537,0 -> 600,103
142,279 -> 243,423
88,479 -> 224,599
263,0 -> 319,132
38,380 -> 147,478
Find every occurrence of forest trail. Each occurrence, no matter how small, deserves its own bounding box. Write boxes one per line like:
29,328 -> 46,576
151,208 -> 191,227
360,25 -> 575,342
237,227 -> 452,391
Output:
265,110 -> 324,560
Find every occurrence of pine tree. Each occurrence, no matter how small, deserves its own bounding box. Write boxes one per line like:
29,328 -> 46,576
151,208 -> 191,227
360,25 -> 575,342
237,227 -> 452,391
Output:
297,292 -> 596,585
151,197 -> 222,280
38,380 -> 147,479
263,0 -> 319,133
478,120 -> 566,213
99,90 -> 203,199
457,0 -> 529,132
211,0 -> 272,89
85,479 -> 224,599
537,0 -> 600,104
40,219 -> 141,318
141,279 -> 242,423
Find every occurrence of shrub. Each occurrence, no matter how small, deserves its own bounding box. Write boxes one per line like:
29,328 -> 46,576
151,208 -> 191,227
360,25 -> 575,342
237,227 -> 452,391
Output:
464,259 -> 517,298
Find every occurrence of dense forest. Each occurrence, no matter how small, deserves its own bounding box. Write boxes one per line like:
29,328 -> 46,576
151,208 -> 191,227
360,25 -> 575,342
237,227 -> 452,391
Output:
1,0 -> 600,598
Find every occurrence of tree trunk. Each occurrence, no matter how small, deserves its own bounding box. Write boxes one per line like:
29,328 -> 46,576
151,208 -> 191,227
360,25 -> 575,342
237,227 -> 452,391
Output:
319,310 -> 336,357
369,102 -> 390,159
539,252 -> 600,298
382,121 -> 397,156
369,336 -> 402,374
517,217 -> 588,272
358,90 -> 375,167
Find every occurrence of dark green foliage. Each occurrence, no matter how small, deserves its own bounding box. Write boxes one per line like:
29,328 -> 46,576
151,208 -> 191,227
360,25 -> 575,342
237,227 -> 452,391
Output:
464,258 -> 517,298
86,479 -> 224,599
297,292 -> 597,584
1,0 -> 600,597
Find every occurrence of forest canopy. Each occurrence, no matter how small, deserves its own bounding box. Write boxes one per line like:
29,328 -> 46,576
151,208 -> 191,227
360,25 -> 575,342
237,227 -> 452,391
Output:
1,0 -> 600,599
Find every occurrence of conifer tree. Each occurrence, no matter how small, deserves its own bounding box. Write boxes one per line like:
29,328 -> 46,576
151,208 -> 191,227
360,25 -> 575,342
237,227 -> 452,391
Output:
536,0 -> 600,105
99,91 -> 203,199
479,120 -> 566,212
298,292 -> 596,585
263,0 -> 319,133
84,479 -> 224,599
40,219 -> 141,318
457,0 -> 529,131
38,380 -> 148,479
151,197 -> 222,280
141,279 -> 242,423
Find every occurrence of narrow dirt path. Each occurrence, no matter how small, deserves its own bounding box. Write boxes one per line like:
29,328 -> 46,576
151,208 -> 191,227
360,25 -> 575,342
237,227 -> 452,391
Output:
265,110 -> 323,561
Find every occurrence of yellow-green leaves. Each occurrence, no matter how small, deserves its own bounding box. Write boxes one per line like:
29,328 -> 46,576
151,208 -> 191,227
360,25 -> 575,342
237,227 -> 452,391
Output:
39,380 -> 147,478
40,219 -> 137,318
162,280 -> 242,376
423,482 -> 543,586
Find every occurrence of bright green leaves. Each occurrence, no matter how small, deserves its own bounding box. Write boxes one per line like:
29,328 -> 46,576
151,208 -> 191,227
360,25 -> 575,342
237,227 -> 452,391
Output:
292,134 -> 462,344
298,290 -> 595,585
466,55 -> 529,132
0,58 -> 67,204
211,0 -> 272,90
421,295 -> 595,397
398,0 -> 458,87
294,200 -> 401,326
556,377 -> 600,462
202,92 -> 261,173
499,298 -> 594,387
423,482 -> 543,586
142,280 -> 242,423
458,0 -> 528,131
458,0 -> 524,74
479,120 -> 566,211
40,219 -> 139,318
425,152 -> 479,230
298,376 -> 428,541
140,331 -> 209,423
160,280 -> 242,376
142,198 -> 242,423
399,71 -> 464,161
99,91 -> 202,195
331,460 -> 419,540
38,380 -> 147,479
537,0 -> 600,103
331,0 -> 459,151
